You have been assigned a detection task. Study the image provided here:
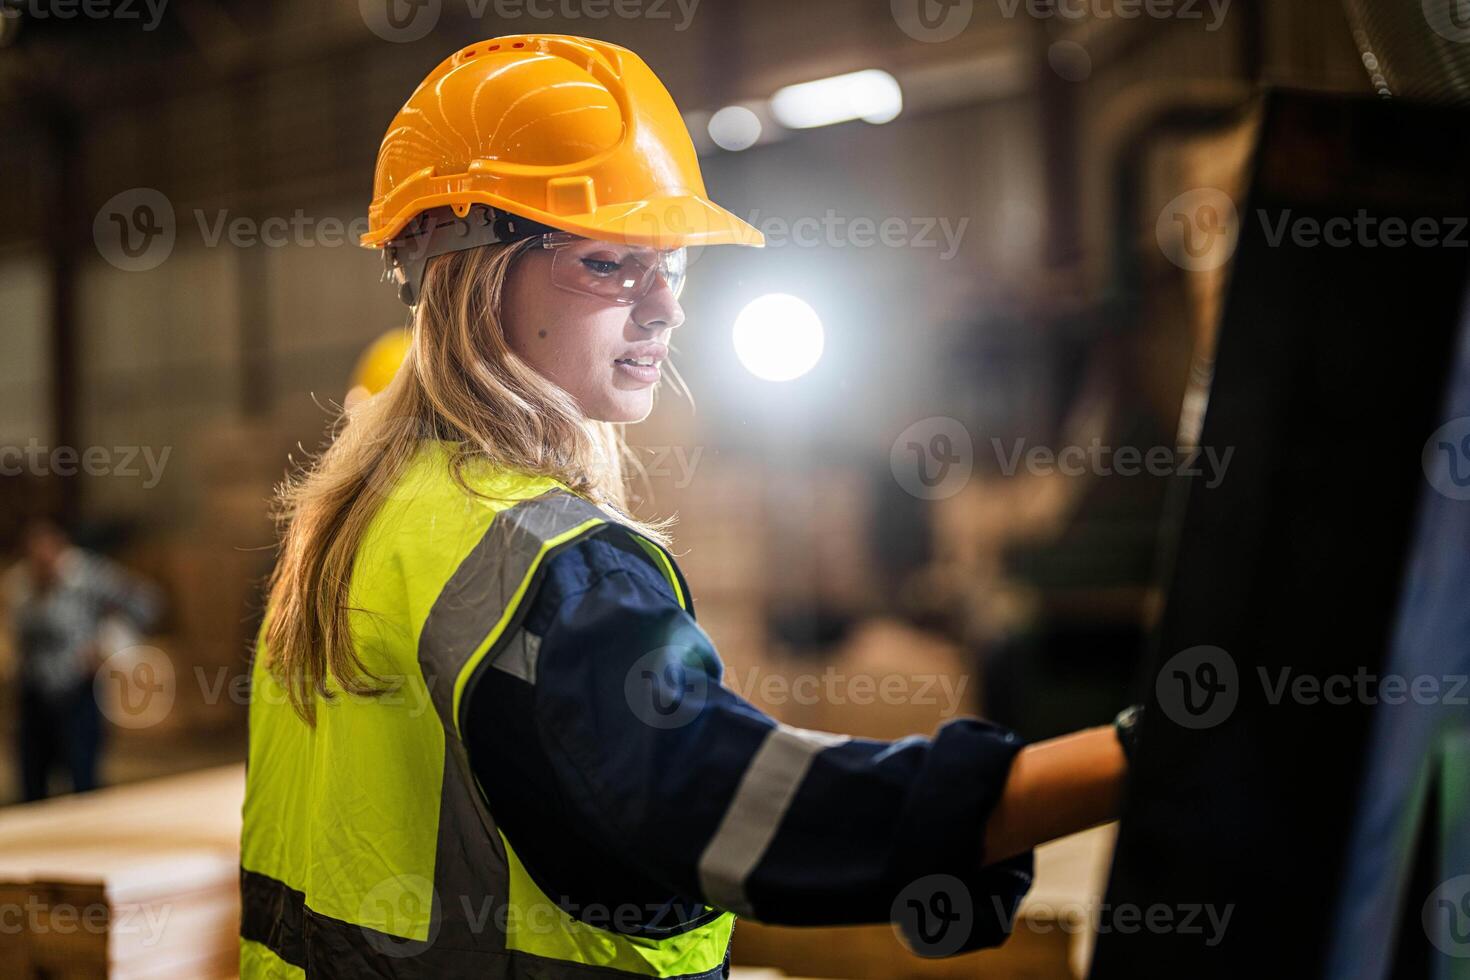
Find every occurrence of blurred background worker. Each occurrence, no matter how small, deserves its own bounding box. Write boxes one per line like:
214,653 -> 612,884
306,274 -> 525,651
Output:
4,519 -> 161,800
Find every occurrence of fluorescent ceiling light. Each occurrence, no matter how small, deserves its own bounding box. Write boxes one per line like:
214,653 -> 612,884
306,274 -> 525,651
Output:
770,69 -> 903,129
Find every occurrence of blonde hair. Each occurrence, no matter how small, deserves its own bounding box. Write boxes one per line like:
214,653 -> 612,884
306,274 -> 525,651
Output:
264,240 -> 672,725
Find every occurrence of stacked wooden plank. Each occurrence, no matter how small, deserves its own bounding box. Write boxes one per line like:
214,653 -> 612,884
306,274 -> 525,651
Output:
0,764 -> 244,979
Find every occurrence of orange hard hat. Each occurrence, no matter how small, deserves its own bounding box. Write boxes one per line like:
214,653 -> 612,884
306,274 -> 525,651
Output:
361,34 -> 764,255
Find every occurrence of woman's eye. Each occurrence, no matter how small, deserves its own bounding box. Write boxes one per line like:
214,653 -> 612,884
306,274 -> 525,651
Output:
580,257 -> 622,276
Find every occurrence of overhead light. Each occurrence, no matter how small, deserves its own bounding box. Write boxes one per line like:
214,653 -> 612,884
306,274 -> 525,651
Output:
733,294 -> 824,382
770,69 -> 903,130
707,105 -> 763,152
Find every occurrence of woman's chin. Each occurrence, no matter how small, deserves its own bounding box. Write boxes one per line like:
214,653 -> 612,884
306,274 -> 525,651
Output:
584,389 -> 655,424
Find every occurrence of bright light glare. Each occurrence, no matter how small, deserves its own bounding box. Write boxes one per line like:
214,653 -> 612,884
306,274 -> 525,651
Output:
770,69 -> 903,129
708,105 -> 762,151
733,294 -> 824,382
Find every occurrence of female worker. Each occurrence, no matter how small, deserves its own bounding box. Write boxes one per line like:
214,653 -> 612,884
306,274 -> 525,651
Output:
239,34 -> 1138,979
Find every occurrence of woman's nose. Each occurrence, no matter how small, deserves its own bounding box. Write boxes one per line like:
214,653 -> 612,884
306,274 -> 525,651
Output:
631,277 -> 685,332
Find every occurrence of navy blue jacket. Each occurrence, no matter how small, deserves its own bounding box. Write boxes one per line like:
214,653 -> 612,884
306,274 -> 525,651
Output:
461,526 -> 1032,953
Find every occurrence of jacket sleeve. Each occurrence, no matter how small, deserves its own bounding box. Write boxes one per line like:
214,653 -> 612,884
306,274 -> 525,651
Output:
466,529 -> 1033,952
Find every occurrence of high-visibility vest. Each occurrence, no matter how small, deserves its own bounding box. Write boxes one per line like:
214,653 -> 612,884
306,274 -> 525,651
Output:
240,440 -> 735,978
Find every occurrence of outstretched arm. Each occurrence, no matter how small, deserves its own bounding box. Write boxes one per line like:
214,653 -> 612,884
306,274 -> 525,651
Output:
982,725 -> 1126,864
464,530 -> 1132,955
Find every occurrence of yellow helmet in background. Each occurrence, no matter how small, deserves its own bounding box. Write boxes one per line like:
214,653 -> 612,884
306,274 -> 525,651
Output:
347,329 -> 412,406
361,34 -> 763,306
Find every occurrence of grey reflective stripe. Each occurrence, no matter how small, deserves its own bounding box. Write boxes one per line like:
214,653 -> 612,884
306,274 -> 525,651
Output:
492,629 -> 542,684
429,733 -> 512,957
697,724 -> 851,916
418,490 -> 608,733
242,866 -> 732,979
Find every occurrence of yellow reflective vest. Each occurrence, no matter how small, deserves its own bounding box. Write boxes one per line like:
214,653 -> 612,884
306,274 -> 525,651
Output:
240,441 -> 734,978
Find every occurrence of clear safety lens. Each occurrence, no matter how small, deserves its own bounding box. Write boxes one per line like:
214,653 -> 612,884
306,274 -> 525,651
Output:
542,233 -> 687,305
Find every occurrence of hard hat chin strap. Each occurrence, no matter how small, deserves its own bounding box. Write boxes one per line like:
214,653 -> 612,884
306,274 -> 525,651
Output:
383,204 -> 559,308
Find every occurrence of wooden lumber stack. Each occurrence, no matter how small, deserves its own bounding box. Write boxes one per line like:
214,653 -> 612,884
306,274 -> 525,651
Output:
0,765 -> 244,979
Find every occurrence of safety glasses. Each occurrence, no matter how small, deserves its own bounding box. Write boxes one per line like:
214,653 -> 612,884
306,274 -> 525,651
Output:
540,232 -> 688,305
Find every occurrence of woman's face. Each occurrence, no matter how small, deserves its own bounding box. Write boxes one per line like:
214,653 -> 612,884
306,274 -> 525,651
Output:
501,238 -> 685,423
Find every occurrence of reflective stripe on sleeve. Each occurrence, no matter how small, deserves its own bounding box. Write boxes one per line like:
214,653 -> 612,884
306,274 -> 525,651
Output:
696,724 -> 851,916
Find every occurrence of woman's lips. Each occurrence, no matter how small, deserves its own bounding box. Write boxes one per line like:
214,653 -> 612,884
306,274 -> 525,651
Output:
614,358 -> 662,384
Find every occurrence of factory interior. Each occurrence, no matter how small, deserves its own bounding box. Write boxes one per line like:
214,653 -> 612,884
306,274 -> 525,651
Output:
1,1 -> 1468,977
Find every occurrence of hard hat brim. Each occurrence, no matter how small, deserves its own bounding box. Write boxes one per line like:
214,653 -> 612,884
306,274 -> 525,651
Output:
363,192 -> 764,251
